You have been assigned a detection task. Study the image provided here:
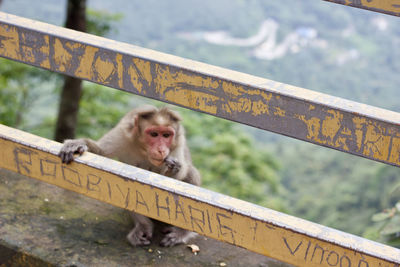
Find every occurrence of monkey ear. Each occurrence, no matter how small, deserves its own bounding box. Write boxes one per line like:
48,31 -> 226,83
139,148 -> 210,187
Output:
160,107 -> 182,122
132,115 -> 140,134
138,111 -> 155,120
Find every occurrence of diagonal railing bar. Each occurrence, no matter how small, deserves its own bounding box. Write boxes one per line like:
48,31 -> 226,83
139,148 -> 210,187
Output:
1,12 -> 400,167
323,0 -> 400,17
0,124 -> 399,267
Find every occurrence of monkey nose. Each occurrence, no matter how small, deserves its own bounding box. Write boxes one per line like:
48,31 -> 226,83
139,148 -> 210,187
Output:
158,149 -> 168,158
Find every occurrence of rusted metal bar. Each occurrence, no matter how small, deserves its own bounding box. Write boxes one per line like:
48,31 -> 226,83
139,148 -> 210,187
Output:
0,124 -> 399,267
323,0 -> 400,17
1,12 -> 400,169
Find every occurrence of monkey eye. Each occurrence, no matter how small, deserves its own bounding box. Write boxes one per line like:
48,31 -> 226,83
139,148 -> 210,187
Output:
162,133 -> 171,138
150,132 -> 158,137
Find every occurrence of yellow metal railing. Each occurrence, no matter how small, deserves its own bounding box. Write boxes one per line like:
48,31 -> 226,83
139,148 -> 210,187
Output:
323,0 -> 400,17
0,7 -> 399,267
1,12 -> 400,168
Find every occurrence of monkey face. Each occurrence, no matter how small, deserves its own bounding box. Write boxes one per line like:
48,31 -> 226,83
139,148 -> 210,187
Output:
144,125 -> 176,166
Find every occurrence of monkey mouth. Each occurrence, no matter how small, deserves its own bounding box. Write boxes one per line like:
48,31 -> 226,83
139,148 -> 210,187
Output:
149,157 -> 164,166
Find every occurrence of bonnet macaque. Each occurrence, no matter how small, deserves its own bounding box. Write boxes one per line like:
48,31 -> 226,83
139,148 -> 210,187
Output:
59,105 -> 201,247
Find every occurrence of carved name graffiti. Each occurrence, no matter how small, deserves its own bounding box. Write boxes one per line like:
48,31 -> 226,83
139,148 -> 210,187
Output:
0,138 -> 397,267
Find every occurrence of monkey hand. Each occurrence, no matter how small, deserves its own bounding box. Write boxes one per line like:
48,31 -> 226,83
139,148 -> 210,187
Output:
58,139 -> 88,164
163,156 -> 181,176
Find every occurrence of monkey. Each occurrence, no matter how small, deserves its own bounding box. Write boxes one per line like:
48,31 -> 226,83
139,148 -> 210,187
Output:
58,105 -> 201,247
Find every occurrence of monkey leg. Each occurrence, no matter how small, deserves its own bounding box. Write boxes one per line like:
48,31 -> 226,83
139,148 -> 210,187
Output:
127,212 -> 154,246
160,225 -> 197,247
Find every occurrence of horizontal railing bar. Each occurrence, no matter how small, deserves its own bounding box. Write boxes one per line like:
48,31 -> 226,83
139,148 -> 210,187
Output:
323,0 -> 400,17
0,124 -> 399,266
1,11 -> 400,168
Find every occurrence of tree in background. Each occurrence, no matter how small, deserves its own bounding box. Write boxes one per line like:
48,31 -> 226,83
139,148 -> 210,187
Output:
54,0 -> 87,142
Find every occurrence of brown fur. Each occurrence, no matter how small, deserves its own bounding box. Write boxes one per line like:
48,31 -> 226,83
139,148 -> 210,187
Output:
59,105 -> 201,247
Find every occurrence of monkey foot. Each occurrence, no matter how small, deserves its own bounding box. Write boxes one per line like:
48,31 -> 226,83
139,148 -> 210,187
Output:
126,228 -> 152,246
160,226 -> 197,247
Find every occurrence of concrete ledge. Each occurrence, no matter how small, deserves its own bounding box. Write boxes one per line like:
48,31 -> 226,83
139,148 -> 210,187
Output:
0,168 -> 290,267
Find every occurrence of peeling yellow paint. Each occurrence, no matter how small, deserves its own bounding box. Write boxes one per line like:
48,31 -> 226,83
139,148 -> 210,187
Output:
0,24 -> 20,60
388,137 -> 400,165
164,89 -> 218,115
128,65 -> 143,93
94,56 -> 115,83
227,98 -> 252,114
132,58 -> 152,86
360,0 -> 400,11
296,115 -> 322,141
222,81 -> 243,97
220,82 -> 272,115
321,110 -> 342,143
252,99 -> 269,116
274,107 -> 286,117
154,65 -> 217,95
296,111 -> 350,151
352,117 -> 366,151
53,39 -> 77,72
74,46 -> 98,79
352,117 -> 393,161
327,0 -> 400,16
116,54 -> 123,88
309,104 -> 315,111
39,35 -> 50,68
341,127 -> 352,136
20,32 -> 37,63
362,124 -> 391,161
